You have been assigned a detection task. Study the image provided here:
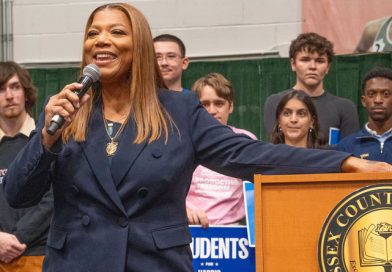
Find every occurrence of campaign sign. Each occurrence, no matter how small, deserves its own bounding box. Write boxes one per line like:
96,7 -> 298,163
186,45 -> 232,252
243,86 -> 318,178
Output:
189,225 -> 255,272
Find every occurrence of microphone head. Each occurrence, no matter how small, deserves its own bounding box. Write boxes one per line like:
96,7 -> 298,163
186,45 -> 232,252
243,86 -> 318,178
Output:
83,64 -> 100,83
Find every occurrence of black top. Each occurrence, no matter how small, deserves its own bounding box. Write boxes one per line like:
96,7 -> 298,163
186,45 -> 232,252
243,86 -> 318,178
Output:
0,133 -> 53,256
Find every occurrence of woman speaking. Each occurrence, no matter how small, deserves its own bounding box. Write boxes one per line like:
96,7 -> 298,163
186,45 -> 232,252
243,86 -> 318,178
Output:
4,3 -> 392,272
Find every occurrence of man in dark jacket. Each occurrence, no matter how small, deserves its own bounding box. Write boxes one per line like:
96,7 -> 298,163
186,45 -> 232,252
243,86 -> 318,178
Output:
336,67 -> 392,163
0,61 -> 52,272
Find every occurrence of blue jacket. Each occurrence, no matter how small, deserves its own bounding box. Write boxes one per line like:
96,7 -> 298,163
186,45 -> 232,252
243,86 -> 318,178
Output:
4,90 -> 349,272
336,127 -> 392,164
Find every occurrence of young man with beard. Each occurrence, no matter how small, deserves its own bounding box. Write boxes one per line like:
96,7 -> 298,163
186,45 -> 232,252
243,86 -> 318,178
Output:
0,62 -> 52,272
336,67 -> 392,163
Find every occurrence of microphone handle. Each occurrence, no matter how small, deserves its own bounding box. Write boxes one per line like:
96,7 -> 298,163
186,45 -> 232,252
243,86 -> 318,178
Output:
46,76 -> 93,135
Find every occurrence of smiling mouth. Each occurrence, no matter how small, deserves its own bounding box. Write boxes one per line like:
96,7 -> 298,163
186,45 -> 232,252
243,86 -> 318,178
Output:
94,53 -> 117,62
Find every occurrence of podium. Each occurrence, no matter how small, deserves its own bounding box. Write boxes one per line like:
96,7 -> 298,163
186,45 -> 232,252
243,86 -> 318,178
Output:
254,172 -> 392,272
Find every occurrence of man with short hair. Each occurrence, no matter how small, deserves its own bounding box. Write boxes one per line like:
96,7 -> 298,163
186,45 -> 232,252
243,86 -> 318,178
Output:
153,34 -> 190,92
263,32 -> 359,144
336,67 -> 392,163
0,61 -> 52,272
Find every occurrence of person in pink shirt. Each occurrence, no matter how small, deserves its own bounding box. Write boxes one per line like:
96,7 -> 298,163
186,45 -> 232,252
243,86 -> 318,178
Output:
186,73 -> 257,227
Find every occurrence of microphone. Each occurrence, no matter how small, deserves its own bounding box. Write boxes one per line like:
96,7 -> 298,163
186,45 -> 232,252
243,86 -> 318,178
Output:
46,64 -> 100,135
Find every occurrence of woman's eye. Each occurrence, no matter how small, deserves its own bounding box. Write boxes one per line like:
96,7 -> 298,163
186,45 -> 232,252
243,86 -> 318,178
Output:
112,29 -> 126,35
87,31 -> 98,38
298,111 -> 307,117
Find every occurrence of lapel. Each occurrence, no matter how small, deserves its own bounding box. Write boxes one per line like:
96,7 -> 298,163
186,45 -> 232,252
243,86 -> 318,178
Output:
110,119 -> 148,187
81,101 -> 127,215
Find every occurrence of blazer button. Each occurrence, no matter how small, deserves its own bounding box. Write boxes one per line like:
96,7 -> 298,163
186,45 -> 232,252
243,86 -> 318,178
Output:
82,215 -> 90,226
137,187 -> 149,198
118,217 -> 128,228
152,148 -> 162,159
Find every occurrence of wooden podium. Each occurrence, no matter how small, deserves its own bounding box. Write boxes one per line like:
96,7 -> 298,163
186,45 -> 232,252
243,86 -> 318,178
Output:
254,172 -> 392,272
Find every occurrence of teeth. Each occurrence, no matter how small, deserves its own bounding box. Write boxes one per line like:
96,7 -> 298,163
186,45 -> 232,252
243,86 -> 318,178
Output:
96,53 -> 115,60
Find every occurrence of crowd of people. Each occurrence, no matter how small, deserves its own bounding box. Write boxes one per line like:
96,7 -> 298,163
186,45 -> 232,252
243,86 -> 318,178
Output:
0,2 -> 391,272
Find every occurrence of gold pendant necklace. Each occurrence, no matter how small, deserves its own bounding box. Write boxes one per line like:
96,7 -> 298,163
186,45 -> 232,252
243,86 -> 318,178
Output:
102,106 -> 129,157
106,140 -> 118,156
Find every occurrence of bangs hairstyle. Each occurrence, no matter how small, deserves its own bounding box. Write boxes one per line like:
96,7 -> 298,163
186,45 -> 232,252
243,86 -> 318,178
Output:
0,61 -> 37,116
62,3 -> 172,144
289,32 -> 334,63
192,73 -> 234,104
270,90 -> 325,148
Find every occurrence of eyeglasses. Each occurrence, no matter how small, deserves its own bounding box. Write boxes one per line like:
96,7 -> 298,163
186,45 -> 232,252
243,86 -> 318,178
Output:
156,53 -> 183,63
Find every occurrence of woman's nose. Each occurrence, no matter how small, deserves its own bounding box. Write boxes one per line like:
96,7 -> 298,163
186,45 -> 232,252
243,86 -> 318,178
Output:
290,114 -> 298,122
96,32 -> 110,45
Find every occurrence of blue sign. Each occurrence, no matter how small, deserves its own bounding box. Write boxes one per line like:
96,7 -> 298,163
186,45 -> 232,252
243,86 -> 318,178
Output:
329,127 -> 341,145
243,181 -> 255,247
189,226 -> 255,272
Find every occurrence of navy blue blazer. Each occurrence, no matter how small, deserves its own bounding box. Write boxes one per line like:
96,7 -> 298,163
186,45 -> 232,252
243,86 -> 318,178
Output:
4,90 -> 349,272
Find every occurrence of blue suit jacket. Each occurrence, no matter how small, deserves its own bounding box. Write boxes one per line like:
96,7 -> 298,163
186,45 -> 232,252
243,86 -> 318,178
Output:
336,127 -> 392,163
4,90 -> 349,272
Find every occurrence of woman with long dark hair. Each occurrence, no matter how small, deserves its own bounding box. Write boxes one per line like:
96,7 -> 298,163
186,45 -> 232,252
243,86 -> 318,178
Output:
270,90 -> 325,148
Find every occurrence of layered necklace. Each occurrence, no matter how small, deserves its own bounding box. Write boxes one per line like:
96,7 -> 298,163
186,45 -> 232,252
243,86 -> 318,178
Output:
102,106 -> 130,156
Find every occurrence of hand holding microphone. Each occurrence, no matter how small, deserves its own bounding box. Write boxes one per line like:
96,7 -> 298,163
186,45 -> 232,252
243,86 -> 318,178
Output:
46,64 -> 100,136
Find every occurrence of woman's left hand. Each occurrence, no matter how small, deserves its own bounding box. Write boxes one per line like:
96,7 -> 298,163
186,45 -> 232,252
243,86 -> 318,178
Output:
342,156 -> 392,173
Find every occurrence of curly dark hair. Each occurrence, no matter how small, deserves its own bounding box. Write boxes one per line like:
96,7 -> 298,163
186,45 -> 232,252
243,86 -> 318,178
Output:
270,90 -> 325,148
0,61 -> 37,116
289,32 -> 334,63
362,66 -> 392,94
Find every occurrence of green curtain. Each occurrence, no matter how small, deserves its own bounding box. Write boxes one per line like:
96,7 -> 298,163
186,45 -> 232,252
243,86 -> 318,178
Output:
29,67 -> 80,118
28,52 -> 392,140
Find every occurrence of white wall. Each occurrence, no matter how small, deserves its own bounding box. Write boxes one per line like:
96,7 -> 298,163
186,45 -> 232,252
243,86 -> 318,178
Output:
12,0 -> 301,65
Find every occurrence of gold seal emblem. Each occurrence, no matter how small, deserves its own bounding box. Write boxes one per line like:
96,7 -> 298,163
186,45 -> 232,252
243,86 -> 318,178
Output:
319,184 -> 392,272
